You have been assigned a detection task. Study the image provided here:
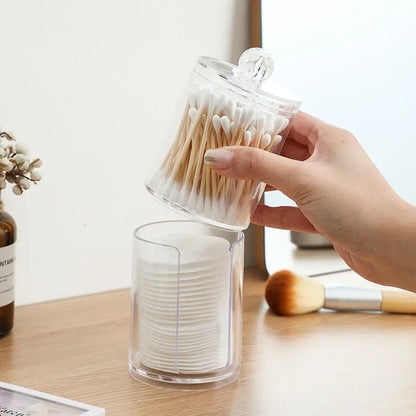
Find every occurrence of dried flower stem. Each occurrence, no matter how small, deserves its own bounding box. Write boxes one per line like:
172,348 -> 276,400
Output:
0,131 -> 42,195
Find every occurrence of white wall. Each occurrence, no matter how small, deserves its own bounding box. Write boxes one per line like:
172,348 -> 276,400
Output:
262,0 -> 416,206
0,0 -> 250,305
261,0 -> 416,272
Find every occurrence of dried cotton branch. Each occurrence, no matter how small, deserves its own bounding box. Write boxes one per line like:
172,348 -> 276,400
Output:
0,130 -> 42,195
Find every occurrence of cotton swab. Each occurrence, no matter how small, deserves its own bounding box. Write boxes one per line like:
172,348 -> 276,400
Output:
260,133 -> 271,149
148,86 -> 291,229
243,131 -> 252,146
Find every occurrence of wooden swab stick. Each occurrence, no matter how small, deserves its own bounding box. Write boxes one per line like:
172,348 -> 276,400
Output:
170,107 -> 204,180
162,105 -> 189,172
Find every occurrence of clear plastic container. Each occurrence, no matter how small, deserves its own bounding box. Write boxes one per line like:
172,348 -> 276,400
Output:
146,48 -> 301,231
129,220 -> 244,389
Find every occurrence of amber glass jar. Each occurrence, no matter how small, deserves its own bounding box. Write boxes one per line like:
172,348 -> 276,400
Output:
0,200 -> 16,337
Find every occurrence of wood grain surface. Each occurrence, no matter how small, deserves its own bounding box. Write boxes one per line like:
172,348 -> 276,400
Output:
1,267 -> 416,416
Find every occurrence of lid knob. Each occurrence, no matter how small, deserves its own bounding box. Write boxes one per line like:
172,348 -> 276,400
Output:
238,48 -> 274,87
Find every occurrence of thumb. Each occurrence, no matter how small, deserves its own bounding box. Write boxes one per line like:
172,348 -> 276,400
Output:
204,146 -> 308,200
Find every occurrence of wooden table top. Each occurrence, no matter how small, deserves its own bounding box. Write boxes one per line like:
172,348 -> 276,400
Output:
1,267 -> 415,415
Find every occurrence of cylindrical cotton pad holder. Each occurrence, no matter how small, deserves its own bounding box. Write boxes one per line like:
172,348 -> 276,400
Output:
146,48 -> 301,231
129,220 -> 244,389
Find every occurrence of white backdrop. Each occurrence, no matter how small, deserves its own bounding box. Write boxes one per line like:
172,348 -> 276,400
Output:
262,0 -> 416,272
262,0 -> 416,205
0,0 -> 251,305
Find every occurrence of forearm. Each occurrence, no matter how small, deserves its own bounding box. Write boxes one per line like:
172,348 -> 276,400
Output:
371,199 -> 416,292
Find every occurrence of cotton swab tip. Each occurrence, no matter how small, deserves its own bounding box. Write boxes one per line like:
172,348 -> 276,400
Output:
260,133 -> 272,149
233,107 -> 242,125
220,116 -> 231,134
243,131 -> 252,146
188,107 -> 198,121
212,114 -> 221,133
188,91 -> 197,108
230,121 -> 235,134
272,134 -> 283,148
274,116 -> 289,134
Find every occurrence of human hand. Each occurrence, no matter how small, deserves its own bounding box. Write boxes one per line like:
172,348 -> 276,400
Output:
204,112 -> 416,292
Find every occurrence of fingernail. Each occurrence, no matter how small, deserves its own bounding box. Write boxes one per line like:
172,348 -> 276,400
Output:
204,149 -> 233,169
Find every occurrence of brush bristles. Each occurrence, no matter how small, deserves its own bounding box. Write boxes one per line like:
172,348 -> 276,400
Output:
149,86 -> 289,227
265,270 -> 325,316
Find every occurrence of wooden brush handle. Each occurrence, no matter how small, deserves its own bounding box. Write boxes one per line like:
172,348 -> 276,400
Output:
381,290 -> 416,314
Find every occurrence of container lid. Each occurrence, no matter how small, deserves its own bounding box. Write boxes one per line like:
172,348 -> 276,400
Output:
193,48 -> 301,117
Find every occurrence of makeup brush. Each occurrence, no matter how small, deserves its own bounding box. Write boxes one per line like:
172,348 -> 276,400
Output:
265,269 -> 416,316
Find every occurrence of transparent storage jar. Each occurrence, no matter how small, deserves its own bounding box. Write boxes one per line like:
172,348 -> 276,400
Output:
129,220 -> 244,389
146,48 -> 301,231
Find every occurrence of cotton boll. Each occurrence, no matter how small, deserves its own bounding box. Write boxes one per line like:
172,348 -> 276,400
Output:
31,158 -> 42,168
0,159 -> 13,172
30,171 -> 42,181
19,178 -> 31,190
12,154 -> 26,164
0,137 -> 10,148
12,185 -> 23,195
7,143 -> 15,154
15,142 -> 29,155
18,161 -> 30,172
5,174 -> 15,184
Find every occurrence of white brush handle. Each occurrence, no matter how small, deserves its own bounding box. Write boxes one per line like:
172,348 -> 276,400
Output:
381,290 -> 416,314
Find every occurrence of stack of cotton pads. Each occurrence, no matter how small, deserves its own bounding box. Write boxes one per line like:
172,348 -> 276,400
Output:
137,234 -> 231,374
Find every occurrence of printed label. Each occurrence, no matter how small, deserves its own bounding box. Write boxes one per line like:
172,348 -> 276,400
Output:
0,243 -> 15,308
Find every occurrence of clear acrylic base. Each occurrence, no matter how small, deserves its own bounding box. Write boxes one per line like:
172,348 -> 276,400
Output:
129,361 -> 240,391
130,221 -> 244,391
